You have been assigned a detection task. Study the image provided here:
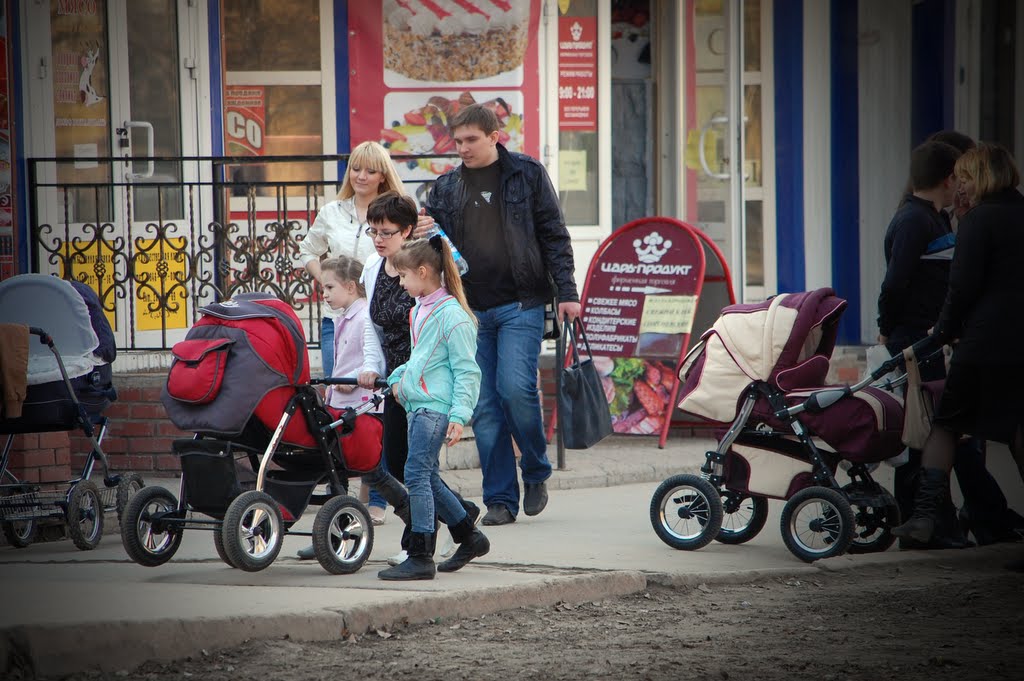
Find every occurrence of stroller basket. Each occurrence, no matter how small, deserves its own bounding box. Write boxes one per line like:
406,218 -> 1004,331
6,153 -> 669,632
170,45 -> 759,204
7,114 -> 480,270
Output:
262,470 -> 319,522
174,439 -> 257,517
0,484 -> 117,521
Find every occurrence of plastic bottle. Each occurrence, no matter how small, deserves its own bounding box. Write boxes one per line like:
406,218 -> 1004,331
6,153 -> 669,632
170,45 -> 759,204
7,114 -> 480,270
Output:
424,222 -> 469,276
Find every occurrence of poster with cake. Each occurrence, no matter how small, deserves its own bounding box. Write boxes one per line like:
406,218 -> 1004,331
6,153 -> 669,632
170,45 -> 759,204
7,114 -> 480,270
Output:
348,0 -> 542,185
383,0 -> 530,88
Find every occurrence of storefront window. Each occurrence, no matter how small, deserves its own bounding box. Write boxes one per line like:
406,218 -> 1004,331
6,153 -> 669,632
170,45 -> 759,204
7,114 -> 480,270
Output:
223,1 -> 320,71
558,0 -> 599,226
611,0 -> 653,230
222,0 -> 324,195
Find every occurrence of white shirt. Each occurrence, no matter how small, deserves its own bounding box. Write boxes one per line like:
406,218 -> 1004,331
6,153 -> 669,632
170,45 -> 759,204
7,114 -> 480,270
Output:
298,198 -> 376,318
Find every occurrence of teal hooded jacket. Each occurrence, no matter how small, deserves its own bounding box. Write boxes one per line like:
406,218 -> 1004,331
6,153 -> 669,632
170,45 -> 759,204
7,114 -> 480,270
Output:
387,296 -> 481,425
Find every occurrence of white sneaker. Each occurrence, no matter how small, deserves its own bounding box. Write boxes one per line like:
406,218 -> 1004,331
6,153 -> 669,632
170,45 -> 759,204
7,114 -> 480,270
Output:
386,549 -> 408,566
439,535 -> 457,559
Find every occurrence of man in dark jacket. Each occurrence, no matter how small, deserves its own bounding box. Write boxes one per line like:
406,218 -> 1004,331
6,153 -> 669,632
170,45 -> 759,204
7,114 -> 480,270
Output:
423,103 -> 580,525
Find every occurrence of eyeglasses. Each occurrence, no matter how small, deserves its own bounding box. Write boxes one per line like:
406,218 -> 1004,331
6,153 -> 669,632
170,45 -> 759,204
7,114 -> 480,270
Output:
365,227 -> 402,240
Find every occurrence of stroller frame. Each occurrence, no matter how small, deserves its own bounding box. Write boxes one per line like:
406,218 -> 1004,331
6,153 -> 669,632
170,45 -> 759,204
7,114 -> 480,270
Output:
652,360 -> 908,563
120,379 -> 382,574
1,327 -> 142,550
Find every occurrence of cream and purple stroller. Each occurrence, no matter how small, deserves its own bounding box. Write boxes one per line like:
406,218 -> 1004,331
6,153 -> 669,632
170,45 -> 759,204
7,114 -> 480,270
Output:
650,288 -> 913,562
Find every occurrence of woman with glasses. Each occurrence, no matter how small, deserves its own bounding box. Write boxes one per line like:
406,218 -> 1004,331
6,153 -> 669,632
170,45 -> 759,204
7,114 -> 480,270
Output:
299,141 -> 405,380
358,192 -> 480,566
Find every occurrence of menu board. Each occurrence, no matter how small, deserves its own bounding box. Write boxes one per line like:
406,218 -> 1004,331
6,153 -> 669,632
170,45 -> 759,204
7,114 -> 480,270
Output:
579,218 -> 707,438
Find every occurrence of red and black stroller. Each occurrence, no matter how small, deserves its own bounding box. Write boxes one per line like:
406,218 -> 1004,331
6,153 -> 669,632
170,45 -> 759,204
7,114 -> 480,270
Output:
650,288 -> 918,562
0,274 -> 143,550
120,293 -> 383,573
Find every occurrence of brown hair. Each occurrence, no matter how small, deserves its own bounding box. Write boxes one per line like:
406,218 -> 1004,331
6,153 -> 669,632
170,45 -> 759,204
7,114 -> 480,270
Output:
955,143 -> 1022,203
448,102 -> 502,136
390,238 -> 475,324
366,191 -> 418,230
909,141 -> 962,192
320,256 -> 366,298
337,141 -> 405,201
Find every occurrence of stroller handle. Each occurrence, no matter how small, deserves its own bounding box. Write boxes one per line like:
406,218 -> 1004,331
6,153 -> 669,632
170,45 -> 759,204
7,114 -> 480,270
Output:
869,334 -> 943,382
311,376 -> 389,390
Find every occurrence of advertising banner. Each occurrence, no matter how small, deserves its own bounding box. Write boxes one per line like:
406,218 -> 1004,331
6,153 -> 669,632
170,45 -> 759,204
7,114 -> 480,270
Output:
348,0 -> 542,196
224,85 -> 266,156
557,15 -> 597,131
50,0 -> 110,200
550,218 -> 709,447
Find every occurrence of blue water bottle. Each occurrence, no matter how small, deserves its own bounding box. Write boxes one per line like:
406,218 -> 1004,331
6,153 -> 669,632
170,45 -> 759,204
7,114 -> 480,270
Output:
425,222 -> 469,276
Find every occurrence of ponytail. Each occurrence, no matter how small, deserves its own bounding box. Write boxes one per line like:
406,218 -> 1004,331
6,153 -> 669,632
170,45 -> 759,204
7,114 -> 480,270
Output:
391,237 -> 477,325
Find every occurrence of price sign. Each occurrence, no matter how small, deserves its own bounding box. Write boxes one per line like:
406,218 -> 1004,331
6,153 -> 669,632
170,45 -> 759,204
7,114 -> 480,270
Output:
558,15 -> 597,131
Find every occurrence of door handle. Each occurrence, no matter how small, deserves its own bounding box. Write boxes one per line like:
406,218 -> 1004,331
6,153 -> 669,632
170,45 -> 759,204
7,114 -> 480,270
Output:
698,114 -> 750,181
123,120 -> 155,181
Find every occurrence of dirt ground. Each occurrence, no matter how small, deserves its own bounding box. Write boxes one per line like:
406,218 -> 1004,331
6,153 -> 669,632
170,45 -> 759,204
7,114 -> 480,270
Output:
32,560 -> 1024,681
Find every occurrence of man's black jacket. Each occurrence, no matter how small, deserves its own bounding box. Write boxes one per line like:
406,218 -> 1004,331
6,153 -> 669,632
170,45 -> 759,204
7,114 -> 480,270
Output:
425,144 -> 579,310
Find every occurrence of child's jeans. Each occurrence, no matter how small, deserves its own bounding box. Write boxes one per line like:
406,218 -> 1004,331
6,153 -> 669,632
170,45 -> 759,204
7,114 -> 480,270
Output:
404,408 -> 467,534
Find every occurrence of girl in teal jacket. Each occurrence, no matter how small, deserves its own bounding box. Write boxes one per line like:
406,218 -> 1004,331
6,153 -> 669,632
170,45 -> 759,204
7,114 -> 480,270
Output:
378,235 -> 490,580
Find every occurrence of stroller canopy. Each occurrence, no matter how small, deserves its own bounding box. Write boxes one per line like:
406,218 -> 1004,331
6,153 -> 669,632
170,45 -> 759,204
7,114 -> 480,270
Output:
0,274 -> 103,385
678,288 -> 847,423
161,294 -> 313,444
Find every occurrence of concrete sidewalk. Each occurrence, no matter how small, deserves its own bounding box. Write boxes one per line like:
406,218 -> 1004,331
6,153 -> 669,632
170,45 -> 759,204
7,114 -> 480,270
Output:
2,435 -> 1022,677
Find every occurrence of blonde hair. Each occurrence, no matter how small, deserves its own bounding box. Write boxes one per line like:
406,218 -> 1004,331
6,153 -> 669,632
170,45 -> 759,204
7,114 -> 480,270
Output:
390,238 -> 475,324
337,141 -> 405,201
320,256 -> 366,298
955,143 -> 1021,203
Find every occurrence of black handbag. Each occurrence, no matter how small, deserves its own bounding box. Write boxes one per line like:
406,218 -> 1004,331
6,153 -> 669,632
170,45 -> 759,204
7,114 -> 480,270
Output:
557,318 -> 613,449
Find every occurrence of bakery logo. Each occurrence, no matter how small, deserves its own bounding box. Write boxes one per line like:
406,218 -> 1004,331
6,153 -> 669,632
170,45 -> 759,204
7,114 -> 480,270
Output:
633,232 -> 671,263
571,21 -> 584,41
599,231 -> 691,276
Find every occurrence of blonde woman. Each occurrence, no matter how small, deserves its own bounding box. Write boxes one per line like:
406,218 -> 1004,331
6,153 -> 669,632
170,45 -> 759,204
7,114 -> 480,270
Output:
299,140 -> 405,378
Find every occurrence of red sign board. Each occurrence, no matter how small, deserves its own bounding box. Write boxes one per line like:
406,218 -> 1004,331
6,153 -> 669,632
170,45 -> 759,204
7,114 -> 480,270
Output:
558,15 -> 597,131
224,85 -> 265,156
551,218 -> 708,447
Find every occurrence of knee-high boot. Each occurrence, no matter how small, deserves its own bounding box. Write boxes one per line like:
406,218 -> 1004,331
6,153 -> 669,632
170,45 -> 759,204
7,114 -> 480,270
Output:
378,531 -> 436,580
892,468 -> 949,544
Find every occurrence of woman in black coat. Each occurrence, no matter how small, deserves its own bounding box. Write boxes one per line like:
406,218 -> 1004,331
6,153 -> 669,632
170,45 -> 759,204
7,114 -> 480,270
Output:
894,144 -> 1024,545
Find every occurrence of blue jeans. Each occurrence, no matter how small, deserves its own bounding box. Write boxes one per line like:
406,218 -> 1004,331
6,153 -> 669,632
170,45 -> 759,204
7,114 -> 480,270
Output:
404,408 -> 467,534
473,302 -> 551,517
320,316 -> 335,377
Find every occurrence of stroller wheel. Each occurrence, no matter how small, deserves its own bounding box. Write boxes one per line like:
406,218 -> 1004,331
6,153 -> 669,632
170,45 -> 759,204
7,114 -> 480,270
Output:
66,480 -> 104,551
780,487 -> 855,562
715,492 -> 769,545
121,486 -> 183,567
222,491 -> 284,572
312,495 -> 374,574
213,526 -> 237,568
1,518 -> 36,548
1,488 -> 36,548
114,472 -> 146,526
649,474 -> 723,551
843,482 -> 899,554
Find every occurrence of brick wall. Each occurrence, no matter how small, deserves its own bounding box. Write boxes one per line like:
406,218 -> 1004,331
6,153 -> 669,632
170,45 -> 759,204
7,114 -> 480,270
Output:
4,432 -> 72,483
65,374 -> 189,476
6,348 -> 872,482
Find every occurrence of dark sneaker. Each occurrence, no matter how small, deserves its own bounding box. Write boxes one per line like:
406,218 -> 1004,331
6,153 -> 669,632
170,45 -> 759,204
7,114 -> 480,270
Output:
523,482 -> 548,516
296,544 -> 316,560
481,504 -> 516,526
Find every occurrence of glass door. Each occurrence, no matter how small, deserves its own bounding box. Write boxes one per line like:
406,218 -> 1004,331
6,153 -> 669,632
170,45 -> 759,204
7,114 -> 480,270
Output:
27,0 -> 203,347
684,0 -> 771,302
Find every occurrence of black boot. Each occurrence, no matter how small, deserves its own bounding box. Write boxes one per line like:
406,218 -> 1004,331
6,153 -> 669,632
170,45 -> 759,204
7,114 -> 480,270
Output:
378,531 -> 436,581
892,468 -> 949,544
437,515 -> 490,573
